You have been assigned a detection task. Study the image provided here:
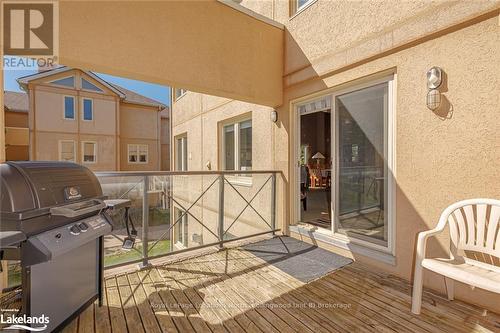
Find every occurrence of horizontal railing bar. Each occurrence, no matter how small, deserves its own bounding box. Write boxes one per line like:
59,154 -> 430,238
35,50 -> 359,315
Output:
95,170 -> 282,177
104,229 -> 280,270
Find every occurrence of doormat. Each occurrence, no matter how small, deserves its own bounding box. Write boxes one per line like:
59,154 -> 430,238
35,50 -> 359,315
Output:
241,236 -> 353,283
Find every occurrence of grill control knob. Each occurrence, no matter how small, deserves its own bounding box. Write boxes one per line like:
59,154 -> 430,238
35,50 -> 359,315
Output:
78,222 -> 89,232
69,224 -> 81,235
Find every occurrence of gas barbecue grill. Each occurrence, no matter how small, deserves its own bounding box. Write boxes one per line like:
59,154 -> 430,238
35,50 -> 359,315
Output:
0,161 -> 112,332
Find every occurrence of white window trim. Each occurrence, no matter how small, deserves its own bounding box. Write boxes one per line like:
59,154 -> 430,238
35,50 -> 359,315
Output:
174,208 -> 188,248
174,88 -> 187,101
58,140 -> 76,162
174,134 -> 188,171
62,95 -> 75,120
221,118 -> 252,171
49,75 -> 75,88
127,144 -> 149,164
292,73 -> 397,258
81,77 -> 104,93
81,98 -> 93,121
290,0 -> 317,19
81,141 -> 97,164
221,117 -> 253,186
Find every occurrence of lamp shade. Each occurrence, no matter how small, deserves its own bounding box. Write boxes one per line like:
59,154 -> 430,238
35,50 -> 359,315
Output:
312,152 -> 325,159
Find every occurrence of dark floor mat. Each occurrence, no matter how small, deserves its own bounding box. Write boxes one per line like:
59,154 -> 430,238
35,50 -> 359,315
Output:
241,236 -> 353,283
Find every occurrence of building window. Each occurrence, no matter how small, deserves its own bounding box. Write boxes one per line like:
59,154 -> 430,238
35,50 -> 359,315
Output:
128,144 -> 148,164
174,208 -> 188,247
174,88 -> 187,100
64,96 -> 75,119
81,78 -> 103,92
82,141 -> 97,163
50,76 -> 75,88
175,135 -> 188,171
222,119 -> 252,171
59,140 -> 76,162
291,0 -> 315,16
82,98 -> 93,121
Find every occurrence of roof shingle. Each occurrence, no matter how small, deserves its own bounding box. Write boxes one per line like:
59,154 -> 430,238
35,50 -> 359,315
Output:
4,91 -> 29,113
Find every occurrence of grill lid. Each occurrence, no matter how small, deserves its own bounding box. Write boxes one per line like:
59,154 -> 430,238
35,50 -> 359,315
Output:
2,161 -> 103,212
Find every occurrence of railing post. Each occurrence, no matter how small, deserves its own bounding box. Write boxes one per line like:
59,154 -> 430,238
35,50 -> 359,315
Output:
218,174 -> 225,249
271,173 -> 276,235
141,175 -> 150,267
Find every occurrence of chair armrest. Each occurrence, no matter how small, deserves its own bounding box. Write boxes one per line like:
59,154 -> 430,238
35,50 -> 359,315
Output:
415,227 -> 446,263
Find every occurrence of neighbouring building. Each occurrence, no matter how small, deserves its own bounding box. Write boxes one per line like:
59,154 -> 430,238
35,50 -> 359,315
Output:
4,91 -> 29,161
170,0 -> 500,312
7,67 -> 170,171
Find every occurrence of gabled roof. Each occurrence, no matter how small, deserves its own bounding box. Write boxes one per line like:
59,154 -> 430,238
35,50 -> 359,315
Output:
4,91 -> 29,113
15,66 -> 168,111
17,66 -> 126,98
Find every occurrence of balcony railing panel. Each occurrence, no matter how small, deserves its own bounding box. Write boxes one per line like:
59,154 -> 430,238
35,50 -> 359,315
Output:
95,170 -> 281,269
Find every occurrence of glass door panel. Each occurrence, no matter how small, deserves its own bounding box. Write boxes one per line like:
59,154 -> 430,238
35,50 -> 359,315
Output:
335,83 -> 388,246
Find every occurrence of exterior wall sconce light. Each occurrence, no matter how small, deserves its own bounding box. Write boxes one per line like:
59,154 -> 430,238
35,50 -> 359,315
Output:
426,67 -> 444,111
270,110 -> 278,123
426,89 -> 441,111
427,67 -> 443,89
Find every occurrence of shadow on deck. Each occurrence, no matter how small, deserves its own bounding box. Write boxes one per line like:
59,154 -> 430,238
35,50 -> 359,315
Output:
62,238 -> 500,333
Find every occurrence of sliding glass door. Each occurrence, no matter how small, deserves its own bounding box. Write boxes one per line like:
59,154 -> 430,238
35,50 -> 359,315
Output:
334,81 -> 390,248
295,77 -> 393,251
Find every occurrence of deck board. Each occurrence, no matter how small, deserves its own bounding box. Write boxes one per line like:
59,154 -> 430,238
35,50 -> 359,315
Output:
65,245 -> 499,333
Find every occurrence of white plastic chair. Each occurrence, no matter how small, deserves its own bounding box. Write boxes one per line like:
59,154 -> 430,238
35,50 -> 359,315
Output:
411,198 -> 500,314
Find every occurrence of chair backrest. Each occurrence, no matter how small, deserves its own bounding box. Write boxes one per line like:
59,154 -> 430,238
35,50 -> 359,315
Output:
443,199 -> 500,258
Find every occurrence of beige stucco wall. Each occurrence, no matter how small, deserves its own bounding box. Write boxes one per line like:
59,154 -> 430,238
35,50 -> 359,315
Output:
58,0 -> 283,106
120,103 -> 159,140
279,1 -> 500,87
280,15 -> 500,311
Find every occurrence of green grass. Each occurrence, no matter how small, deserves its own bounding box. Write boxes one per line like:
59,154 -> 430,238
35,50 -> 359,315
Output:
150,209 -> 169,227
8,263 -> 21,287
104,239 -> 171,267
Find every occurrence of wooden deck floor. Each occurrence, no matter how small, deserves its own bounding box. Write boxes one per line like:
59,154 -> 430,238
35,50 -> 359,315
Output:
62,246 -> 500,333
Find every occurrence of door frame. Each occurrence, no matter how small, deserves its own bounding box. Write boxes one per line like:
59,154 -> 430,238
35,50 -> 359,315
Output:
291,72 -> 396,256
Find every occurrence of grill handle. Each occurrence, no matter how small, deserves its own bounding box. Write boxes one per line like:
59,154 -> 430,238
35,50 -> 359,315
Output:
50,199 -> 106,218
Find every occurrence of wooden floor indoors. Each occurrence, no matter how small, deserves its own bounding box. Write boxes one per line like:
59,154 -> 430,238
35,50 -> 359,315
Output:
62,245 -> 500,333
